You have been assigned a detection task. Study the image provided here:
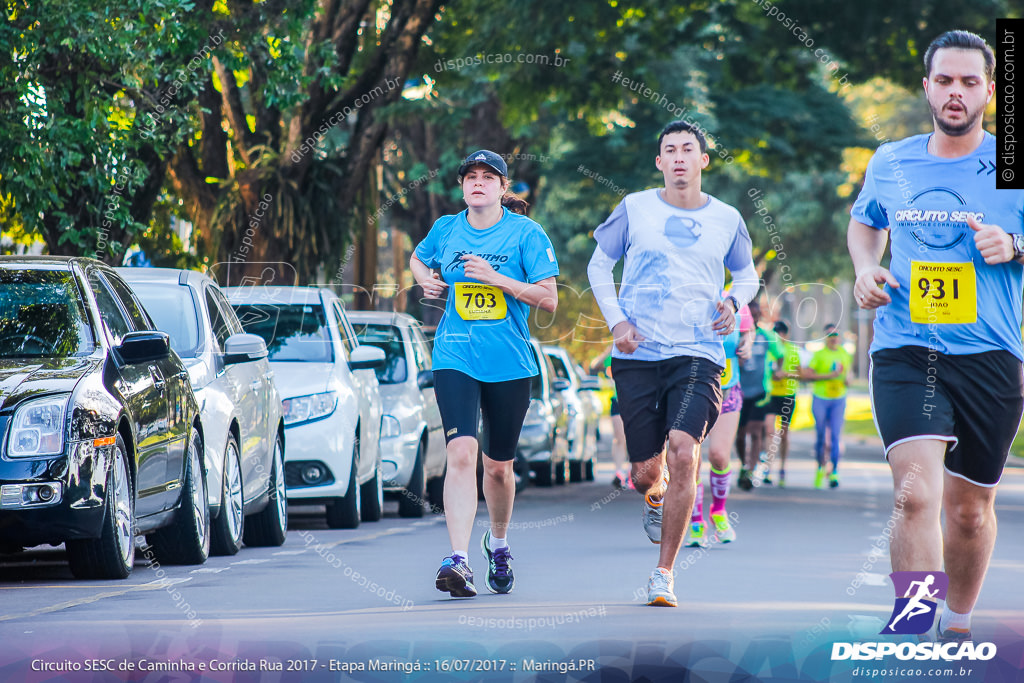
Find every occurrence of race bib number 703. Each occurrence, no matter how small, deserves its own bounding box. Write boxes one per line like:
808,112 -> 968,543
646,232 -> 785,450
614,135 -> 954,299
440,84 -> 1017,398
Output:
454,282 -> 507,320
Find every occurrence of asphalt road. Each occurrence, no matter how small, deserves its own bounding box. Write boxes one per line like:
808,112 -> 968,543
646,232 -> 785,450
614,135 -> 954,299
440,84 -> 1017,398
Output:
2,423 -> 1023,682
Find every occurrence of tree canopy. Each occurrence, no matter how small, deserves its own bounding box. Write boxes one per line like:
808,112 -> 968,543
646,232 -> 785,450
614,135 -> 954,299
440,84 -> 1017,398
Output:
1,0 -> 1015,357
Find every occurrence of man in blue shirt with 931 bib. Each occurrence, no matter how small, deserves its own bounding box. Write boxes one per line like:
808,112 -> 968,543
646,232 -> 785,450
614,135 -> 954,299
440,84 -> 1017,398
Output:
848,30 -> 1024,643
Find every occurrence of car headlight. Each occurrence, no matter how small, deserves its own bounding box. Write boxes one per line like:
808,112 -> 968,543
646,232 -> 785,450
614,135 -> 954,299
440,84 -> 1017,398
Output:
282,391 -> 337,426
8,394 -> 70,457
381,415 -> 402,438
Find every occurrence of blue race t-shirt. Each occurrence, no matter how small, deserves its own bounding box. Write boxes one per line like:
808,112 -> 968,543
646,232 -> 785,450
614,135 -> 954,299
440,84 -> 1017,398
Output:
415,208 -> 559,382
720,327 -> 742,390
851,132 -> 1024,360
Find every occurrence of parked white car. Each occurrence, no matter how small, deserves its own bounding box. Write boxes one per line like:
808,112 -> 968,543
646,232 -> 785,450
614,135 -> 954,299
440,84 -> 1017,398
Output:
225,286 -> 385,529
543,345 -> 601,482
347,311 -> 445,517
119,268 -> 288,554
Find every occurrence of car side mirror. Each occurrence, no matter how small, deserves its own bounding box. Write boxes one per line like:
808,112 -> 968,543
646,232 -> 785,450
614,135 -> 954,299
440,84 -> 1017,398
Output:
578,377 -> 600,391
223,333 -> 269,365
116,331 -> 170,365
350,345 -> 386,371
417,370 -> 434,389
552,378 -> 571,392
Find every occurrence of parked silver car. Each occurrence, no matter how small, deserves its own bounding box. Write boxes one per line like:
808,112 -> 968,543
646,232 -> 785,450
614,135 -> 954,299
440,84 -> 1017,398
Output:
225,286 -> 385,529
543,345 -> 601,482
119,268 -> 288,554
520,339 -> 570,486
347,311 -> 445,517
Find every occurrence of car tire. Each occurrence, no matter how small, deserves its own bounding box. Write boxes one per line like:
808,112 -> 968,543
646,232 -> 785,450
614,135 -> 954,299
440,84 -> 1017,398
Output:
148,427 -> 210,565
326,442 -> 360,529
398,440 -> 426,518
568,460 -> 584,483
555,460 -> 567,485
211,435 -> 244,556
67,434 -> 135,580
532,461 -> 554,487
585,458 -> 595,481
426,464 -> 445,513
361,456 -> 383,522
243,432 -> 288,547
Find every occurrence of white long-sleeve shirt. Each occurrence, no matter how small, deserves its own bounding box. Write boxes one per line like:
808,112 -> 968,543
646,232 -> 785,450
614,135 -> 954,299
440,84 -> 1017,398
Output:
587,188 -> 758,367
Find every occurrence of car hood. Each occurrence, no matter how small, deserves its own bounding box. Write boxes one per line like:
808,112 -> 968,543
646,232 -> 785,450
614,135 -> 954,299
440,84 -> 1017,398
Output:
268,361 -> 333,399
375,382 -> 416,413
0,357 -> 97,411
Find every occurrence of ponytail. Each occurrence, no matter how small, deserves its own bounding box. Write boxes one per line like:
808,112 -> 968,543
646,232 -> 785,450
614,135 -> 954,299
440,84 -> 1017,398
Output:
501,191 -> 529,215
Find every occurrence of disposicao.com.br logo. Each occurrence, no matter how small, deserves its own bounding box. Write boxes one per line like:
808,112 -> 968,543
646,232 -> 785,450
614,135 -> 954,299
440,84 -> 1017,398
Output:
831,571 -> 997,663
831,641 -> 996,662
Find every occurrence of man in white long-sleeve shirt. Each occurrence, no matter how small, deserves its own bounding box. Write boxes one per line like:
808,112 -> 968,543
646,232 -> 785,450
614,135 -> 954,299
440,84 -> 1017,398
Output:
587,120 -> 758,607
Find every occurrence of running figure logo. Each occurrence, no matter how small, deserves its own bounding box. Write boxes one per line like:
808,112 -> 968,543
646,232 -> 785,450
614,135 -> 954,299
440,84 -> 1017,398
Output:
880,571 -> 949,635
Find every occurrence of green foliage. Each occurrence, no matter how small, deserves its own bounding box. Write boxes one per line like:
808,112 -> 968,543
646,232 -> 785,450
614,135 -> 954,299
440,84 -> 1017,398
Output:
0,0 -> 217,261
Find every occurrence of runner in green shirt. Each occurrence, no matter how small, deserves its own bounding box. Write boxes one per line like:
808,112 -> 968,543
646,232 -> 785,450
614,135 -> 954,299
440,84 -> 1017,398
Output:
804,324 -> 851,488
764,320 -> 802,488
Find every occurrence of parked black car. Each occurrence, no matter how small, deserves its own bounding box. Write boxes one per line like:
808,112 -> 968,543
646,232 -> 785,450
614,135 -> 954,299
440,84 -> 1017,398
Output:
0,257 -> 209,579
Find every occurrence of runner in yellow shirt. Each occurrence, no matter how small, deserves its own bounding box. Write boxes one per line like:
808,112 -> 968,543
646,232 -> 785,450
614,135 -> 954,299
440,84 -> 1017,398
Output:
804,324 -> 851,488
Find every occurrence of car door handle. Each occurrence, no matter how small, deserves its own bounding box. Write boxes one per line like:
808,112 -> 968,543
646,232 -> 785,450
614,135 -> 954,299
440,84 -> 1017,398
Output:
150,366 -> 166,393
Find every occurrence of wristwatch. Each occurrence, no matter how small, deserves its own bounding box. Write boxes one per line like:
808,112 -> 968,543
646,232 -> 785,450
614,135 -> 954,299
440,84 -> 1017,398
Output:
1012,233 -> 1024,260
725,295 -> 739,313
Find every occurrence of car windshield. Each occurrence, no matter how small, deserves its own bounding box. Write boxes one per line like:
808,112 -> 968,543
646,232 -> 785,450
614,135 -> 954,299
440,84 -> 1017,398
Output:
352,323 -> 407,384
231,303 -> 333,363
128,282 -> 202,358
0,268 -> 95,358
546,352 -> 571,382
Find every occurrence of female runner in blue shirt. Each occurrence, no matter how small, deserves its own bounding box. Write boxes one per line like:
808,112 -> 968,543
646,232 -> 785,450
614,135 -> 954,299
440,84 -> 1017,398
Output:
410,150 -> 559,597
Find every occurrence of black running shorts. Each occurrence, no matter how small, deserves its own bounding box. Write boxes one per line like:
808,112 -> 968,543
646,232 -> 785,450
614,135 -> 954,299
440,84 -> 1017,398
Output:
611,355 -> 723,463
765,394 -> 795,427
432,369 -> 532,462
738,392 -> 768,427
870,346 -> 1023,487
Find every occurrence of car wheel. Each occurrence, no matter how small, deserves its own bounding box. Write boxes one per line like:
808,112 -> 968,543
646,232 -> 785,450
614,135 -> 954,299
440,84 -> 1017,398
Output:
532,461 -> 554,487
326,441 -> 360,529
426,463 -> 445,513
211,436 -> 244,556
67,434 -> 135,580
555,459 -> 567,485
585,458 -> 595,481
243,432 -> 288,547
361,456 -> 383,522
568,460 -> 584,483
148,427 -> 210,565
398,440 -> 426,518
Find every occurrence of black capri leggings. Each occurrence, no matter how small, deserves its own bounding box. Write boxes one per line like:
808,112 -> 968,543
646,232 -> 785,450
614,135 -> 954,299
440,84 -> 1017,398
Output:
433,369 -> 532,462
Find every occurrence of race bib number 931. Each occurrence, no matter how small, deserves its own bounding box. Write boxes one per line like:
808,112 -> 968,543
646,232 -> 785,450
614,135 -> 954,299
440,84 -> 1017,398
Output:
909,261 -> 977,325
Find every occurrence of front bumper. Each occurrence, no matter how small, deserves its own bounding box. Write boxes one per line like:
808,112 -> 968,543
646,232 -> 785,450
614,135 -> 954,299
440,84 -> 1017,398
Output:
380,432 -> 421,490
0,441 -> 112,547
518,421 -> 554,463
281,415 -> 352,500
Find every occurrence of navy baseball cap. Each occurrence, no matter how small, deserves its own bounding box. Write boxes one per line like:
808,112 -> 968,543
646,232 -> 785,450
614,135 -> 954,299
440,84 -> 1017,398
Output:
458,150 -> 507,178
